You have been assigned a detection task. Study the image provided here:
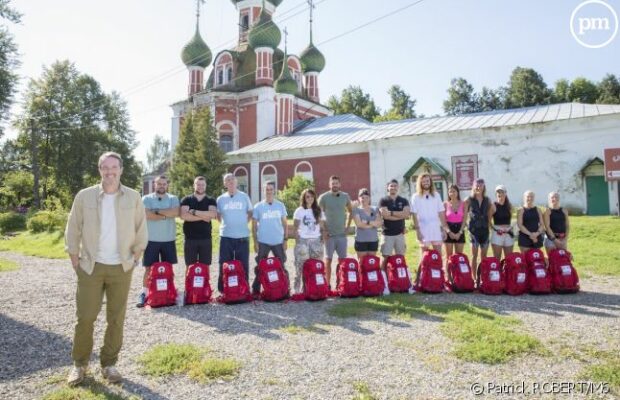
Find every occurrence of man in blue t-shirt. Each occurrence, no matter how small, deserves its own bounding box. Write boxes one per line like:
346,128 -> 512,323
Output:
138,175 -> 180,307
251,180 -> 289,294
216,173 -> 253,292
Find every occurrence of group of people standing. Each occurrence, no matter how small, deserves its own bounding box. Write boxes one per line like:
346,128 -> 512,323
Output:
63,151 -> 571,386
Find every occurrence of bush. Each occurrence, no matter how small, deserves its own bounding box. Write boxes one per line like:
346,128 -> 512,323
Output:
0,212 -> 27,234
279,175 -> 314,216
27,210 -> 68,233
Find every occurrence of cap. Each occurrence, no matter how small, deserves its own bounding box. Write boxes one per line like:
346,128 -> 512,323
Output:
495,184 -> 507,192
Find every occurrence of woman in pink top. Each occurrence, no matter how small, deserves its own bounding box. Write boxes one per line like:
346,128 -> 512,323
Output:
443,185 -> 467,261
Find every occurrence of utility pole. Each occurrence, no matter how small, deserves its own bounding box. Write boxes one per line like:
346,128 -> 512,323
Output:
29,118 -> 40,209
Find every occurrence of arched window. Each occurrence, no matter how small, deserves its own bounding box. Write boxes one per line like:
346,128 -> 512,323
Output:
261,164 -> 278,199
294,161 -> 313,182
227,67 -> 234,84
220,134 -> 233,153
234,167 -> 249,194
217,69 -> 224,86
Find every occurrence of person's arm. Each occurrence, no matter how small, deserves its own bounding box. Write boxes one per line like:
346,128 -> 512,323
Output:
65,193 -> 83,270
293,218 -> 301,241
346,199 -> 353,230
193,209 -> 217,221
535,208 -> 545,237
392,205 -> 410,220
517,208 -> 527,234
281,216 -> 288,250
180,205 -> 203,222
352,208 -> 366,228
371,208 -> 383,228
543,209 -> 554,238
133,196 -> 148,262
487,200 -> 495,229
564,208 -> 570,239
146,210 -> 163,221
460,201 -> 469,235
380,206 -> 396,220
320,219 -> 328,242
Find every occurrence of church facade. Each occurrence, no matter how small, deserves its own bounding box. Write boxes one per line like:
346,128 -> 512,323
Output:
168,0 -> 620,215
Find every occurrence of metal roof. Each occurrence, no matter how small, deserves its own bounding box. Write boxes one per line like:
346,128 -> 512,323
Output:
228,103 -> 620,156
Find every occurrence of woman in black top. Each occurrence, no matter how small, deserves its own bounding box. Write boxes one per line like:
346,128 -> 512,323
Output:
543,191 -> 570,251
466,178 -> 492,279
517,190 -> 545,252
489,184 -> 514,260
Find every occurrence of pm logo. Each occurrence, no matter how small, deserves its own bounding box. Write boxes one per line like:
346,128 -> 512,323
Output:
571,0 -> 618,48
195,267 -> 202,274
158,266 -> 166,273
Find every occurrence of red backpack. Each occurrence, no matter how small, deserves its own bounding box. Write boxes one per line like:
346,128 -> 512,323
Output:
146,262 -> 177,308
446,253 -> 475,293
548,249 -> 579,294
220,260 -> 253,304
337,258 -> 361,298
525,249 -> 551,294
302,258 -> 329,301
257,257 -> 290,302
478,257 -> 505,295
415,250 -> 444,293
184,262 -> 212,305
502,253 -> 528,296
359,255 -> 385,297
385,255 -> 412,293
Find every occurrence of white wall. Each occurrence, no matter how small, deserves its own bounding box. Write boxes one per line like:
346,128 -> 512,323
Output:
368,114 -> 620,214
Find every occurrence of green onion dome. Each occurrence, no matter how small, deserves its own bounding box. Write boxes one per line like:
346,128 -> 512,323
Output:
275,55 -> 298,95
231,0 -> 283,7
248,8 -> 281,49
299,43 -> 325,73
181,26 -> 212,68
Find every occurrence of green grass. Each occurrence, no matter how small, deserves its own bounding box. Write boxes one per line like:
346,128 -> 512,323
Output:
351,381 -> 378,400
568,216 -> 620,276
137,343 -> 240,383
328,295 -> 543,364
0,231 -> 66,259
42,376 -> 139,400
0,257 -> 19,272
580,350 -> 620,392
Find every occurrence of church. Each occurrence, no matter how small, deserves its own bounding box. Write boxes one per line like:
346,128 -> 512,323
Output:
167,0 -> 620,216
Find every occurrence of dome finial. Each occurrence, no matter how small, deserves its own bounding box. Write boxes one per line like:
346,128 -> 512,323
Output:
196,0 -> 205,28
307,0 -> 315,44
275,26 -> 298,95
181,0 -> 212,68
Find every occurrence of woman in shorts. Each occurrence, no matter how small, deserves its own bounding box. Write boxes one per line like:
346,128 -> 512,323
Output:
444,184 -> 467,258
466,178 -> 492,278
517,190 -> 545,253
543,191 -> 570,251
489,184 -> 514,260
352,188 -> 382,260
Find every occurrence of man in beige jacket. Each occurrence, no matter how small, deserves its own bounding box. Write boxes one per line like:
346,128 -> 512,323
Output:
64,151 -> 147,385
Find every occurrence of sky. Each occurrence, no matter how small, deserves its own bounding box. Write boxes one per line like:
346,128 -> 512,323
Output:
6,0 -> 620,164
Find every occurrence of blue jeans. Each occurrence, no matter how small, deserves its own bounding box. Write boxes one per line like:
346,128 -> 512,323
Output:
218,237 -> 250,291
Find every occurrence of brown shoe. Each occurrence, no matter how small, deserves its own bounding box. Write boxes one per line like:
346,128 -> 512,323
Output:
67,366 -> 87,386
101,366 -> 122,383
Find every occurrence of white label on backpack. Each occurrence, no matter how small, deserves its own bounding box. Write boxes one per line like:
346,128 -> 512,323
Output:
535,269 -> 546,278
156,279 -> 168,291
459,263 -> 469,274
368,258 -> 376,265
397,267 -> 407,278
228,276 -> 239,287
515,257 -> 522,264
561,265 -> 572,276
267,270 -> 279,282
431,269 -> 441,279
489,271 -> 500,282
348,271 -> 357,282
517,273 -> 526,283
315,274 -> 325,285
193,276 -> 204,288
367,271 -> 378,282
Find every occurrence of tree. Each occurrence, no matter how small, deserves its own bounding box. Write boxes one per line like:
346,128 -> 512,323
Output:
568,77 -> 599,103
278,175 -> 314,216
443,78 -> 478,115
0,0 -> 21,137
146,134 -> 170,173
169,107 -> 227,198
0,170 -> 33,209
475,87 -> 505,112
327,85 -> 380,121
13,60 -> 141,209
375,85 -> 417,122
597,74 -> 620,104
505,67 -> 551,108
552,79 -> 570,103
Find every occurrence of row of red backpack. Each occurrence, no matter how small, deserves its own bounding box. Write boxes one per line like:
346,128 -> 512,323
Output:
445,248 -> 580,295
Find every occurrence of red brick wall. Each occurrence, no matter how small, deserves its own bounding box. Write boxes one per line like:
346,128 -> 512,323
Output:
239,104 -> 257,147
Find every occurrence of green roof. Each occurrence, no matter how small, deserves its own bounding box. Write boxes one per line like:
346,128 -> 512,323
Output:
181,25 -> 212,68
403,157 -> 450,181
275,54 -> 298,95
248,8 -> 281,49
300,43 -> 325,73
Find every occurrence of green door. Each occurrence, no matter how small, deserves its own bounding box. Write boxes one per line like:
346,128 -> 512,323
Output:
434,182 -> 444,201
586,176 -> 609,215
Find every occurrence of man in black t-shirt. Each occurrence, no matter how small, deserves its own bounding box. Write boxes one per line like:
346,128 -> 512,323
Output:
379,179 -> 411,270
180,176 -> 218,267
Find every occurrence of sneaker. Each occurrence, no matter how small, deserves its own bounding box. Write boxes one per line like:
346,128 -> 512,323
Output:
101,366 -> 122,383
67,366 -> 87,386
136,292 -> 146,308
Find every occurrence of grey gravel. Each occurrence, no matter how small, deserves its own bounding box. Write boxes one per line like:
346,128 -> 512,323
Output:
0,249 -> 619,400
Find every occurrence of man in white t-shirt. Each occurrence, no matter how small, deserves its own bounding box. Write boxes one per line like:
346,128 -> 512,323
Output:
411,173 -> 449,253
